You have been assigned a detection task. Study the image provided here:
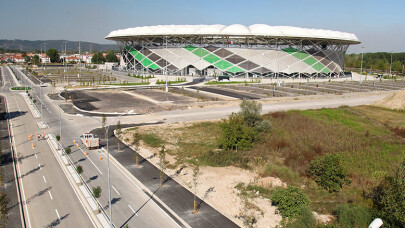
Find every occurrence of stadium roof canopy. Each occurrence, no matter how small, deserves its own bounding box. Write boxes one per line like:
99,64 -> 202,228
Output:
106,24 -> 360,44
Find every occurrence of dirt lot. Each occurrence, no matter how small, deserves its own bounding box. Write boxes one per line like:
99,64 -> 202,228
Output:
119,124 -> 284,227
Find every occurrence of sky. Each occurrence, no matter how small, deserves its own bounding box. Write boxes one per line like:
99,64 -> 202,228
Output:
1,0 -> 405,53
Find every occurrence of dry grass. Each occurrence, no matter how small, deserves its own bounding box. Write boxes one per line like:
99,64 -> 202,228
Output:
131,105 -> 405,214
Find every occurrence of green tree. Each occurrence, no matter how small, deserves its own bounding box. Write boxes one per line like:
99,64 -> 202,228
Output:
238,99 -> 262,128
307,153 -> 351,192
271,186 -> 310,218
46,48 -> 60,63
218,113 -> 258,150
24,55 -> 31,63
32,55 -> 41,65
105,51 -> 118,62
368,160 -> 405,227
91,52 -> 106,64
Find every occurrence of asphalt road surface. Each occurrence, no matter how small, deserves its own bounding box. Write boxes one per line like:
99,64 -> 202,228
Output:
4,66 -> 181,227
0,66 -> 95,227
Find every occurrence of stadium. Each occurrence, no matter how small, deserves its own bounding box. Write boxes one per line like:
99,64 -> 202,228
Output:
106,24 -> 360,78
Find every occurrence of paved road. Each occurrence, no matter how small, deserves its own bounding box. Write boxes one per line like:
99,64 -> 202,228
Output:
12,66 -> 181,227
0,66 -> 95,227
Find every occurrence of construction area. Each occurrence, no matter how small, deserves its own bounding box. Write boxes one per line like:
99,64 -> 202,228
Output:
56,79 -> 405,114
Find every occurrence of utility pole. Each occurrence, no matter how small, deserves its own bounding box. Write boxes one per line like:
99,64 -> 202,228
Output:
79,41 -> 81,78
360,46 -> 364,84
389,51 -> 393,76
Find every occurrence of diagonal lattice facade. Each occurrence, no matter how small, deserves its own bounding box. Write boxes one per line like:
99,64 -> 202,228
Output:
116,35 -> 351,78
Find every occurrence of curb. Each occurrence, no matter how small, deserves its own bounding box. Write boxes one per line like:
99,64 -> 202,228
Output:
46,134 -> 106,228
100,147 -> 191,228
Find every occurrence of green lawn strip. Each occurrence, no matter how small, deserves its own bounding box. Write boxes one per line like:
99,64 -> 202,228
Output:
205,81 -> 255,85
11,87 -> 31,90
155,81 -> 186,85
101,82 -> 150,86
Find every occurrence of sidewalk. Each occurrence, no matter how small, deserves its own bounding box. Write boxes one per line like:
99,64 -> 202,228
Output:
90,125 -> 239,228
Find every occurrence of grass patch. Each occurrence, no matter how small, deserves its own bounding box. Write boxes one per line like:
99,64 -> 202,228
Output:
141,133 -> 165,148
155,81 -> 185,85
101,82 -> 150,86
126,105 -> 405,214
11,86 -> 31,90
205,81 -> 255,85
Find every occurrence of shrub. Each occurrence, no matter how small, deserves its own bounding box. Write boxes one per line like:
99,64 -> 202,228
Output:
76,165 -> 83,174
64,147 -> 71,154
307,153 -> 351,192
283,207 -> 316,228
56,135 -> 60,141
333,204 -> 373,228
368,159 -> 405,227
92,186 -> 102,198
217,113 -> 258,150
271,186 -> 310,218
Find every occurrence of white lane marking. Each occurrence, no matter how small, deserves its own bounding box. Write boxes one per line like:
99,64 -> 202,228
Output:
38,164 -> 41,170
128,205 -> 138,216
43,176 -> 46,183
45,135 -> 97,227
112,185 -> 120,195
78,147 -> 102,174
55,209 -> 60,220
6,97 -> 32,228
99,148 -> 181,228
35,153 -> 38,159
49,191 -> 53,200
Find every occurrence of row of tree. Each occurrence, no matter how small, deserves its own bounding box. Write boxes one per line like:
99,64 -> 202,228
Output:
344,52 -> 405,73
22,49 -> 119,64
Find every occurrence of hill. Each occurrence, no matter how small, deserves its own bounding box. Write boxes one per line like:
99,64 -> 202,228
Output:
0,39 -> 118,52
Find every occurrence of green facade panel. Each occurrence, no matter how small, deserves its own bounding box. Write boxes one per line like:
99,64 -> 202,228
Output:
203,54 -> 221,64
192,48 -> 210,57
215,60 -> 233,70
226,66 -> 245,73
126,46 -> 161,69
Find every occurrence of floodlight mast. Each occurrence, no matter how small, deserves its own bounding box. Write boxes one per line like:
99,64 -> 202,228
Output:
165,36 -> 168,92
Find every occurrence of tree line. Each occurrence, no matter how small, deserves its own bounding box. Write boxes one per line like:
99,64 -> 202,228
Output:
344,52 -> 405,73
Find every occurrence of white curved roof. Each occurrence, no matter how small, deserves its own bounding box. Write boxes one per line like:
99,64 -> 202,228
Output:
106,24 -> 360,43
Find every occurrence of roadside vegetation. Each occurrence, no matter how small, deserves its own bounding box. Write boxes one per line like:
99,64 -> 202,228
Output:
128,102 -> 404,227
205,79 -> 261,85
10,86 -> 31,90
155,77 -> 187,84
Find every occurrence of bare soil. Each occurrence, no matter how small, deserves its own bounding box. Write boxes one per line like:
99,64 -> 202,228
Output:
373,89 -> 405,110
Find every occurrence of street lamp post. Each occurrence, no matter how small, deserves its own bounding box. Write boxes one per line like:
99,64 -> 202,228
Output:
85,110 -> 133,228
360,46 -> 364,84
389,51 -> 393,77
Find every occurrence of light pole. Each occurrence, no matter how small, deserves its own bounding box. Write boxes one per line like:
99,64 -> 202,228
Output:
389,51 -> 393,77
360,46 -> 364,83
85,110 -> 134,227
